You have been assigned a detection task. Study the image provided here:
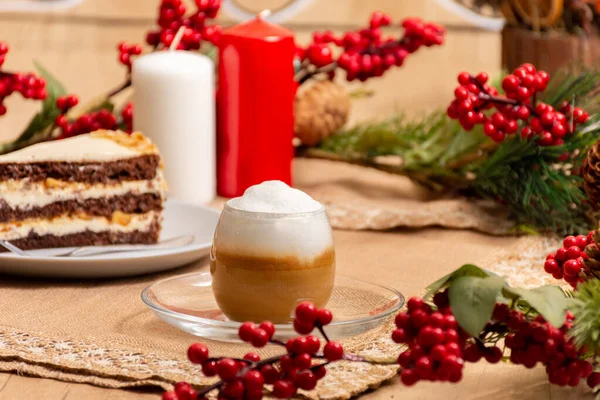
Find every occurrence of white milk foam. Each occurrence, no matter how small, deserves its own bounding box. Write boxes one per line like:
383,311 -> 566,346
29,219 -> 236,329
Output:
220,181 -> 332,260
227,181 -> 322,214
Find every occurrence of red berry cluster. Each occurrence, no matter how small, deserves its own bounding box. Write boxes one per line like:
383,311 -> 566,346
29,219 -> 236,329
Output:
0,42 -> 47,116
121,103 -> 133,133
117,42 -> 143,71
298,13 -> 444,83
56,109 -> 118,140
393,293 -> 470,385
544,232 -> 594,288
145,0 -> 221,50
163,302 -> 341,400
0,42 -> 8,67
447,63 -> 589,146
499,309 -> 592,387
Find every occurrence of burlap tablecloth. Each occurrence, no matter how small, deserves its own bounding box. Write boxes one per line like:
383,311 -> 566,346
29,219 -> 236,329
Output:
0,159 -> 572,399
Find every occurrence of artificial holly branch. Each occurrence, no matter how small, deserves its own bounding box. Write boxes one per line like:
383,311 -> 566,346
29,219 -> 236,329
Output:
163,257 -> 600,399
306,63 -> 600,234
295,13 -> 444,84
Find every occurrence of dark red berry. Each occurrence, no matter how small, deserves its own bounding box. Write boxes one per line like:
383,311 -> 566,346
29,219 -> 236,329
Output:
251,328 -> 270,348
187,343 -> 209,364
295,302 -> 318,324
296,370 -> 317,390
316,309 -> 333,325
243,370 -> 264,392
273,380 -> 296,399
244,352 -> 261,362
323,341 -> 344,361
217,358 -> 239,381
484,346 -> 503,363
259,321 -> 275,338
400,368 -> 419,386
239,322 -> 257,342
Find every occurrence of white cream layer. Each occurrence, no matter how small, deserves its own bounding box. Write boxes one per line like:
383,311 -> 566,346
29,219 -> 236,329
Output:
0,170 -> 165,209
0,211 -> 160,241
0,135 -> 141,163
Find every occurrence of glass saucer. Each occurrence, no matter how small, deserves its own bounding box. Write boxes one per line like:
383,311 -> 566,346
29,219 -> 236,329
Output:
141,272 -> 404,342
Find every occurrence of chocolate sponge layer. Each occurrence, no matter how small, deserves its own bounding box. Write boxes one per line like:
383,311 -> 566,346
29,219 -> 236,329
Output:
0,155 -> 160,183
0,193 -> 163,223
3,220 -> 161,250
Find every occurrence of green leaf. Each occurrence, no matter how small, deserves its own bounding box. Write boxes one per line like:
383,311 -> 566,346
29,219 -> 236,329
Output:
448,276 -> 506,337
16,62 -> 67,144
425,264 -> 494,299
503,285 -> 569,328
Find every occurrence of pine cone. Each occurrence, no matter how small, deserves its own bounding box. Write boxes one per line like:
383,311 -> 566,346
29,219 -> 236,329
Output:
294,80 -> 351,147
583,140 -> 600,210
584,230 -> 600,272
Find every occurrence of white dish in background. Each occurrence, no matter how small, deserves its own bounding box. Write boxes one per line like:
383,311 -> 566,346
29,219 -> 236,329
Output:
0,199 -> 220,278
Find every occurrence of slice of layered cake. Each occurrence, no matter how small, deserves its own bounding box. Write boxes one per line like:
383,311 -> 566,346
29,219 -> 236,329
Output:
0,130 -> 166,249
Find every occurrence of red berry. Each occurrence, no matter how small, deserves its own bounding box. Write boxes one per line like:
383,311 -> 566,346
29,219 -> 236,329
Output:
544,259 -> 559,274
397,351 -> 412,368
222,379 -> 244,399
463,344 -> 482,362
556,247 -> 568,261
483,122 -> 496,136
316,309 -> 333,325
187,343 -> 209,364
566,246 -> 581,260
293,319 -> 314,334
293,353 -> 312,369
239,322 -> 256,342
259,321 -> 275,338
273,380 -> 296,399
395,312 -> 410,329
415,356 -> 433,379
323,341 -> 344,361
162,391 -> 178,400
442,315 -> 458,330
296,370 -> 317,390
457,72 -> 471,85
243,370 -> 264,392
476,73 -> 489,84
454,86 -> 469,100
491,112 -> 506,128
502,75 -> 520,92
244,352 -> 261,362
514,67 -> 527,79
261,365 -> 279,384
410,309 -> 429,328
202,360 -> 217,376
563,235 -> 577,248
484,347 -> 503,363
587,372 -> 600,389
445,342 -> 461,357
444,329 -> 460,344
304,335 -> 321,354
400,368 -> 419,386
251,328 -> 270,348
217,358 -> 239,381
517,86 -> 530,101
563,259 -> 581,277
392,328 -> 407,343
576,235 -> 589,249
428,312 -> 445,327
295,302 -> 318,324
407,297 -> 425,311
430,344 -> 447,362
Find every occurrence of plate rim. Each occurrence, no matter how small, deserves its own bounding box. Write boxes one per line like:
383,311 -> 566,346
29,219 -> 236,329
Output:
0,199 -> 220,262
141,271 -> 405,329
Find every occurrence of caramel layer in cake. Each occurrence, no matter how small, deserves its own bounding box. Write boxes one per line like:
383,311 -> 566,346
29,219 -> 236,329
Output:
0,130 -> 167,250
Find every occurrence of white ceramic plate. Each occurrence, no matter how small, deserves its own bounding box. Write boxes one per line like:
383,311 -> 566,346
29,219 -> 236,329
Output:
0,199 -> 221,278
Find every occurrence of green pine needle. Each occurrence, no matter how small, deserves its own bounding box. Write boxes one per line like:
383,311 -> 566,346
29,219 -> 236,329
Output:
570,279 -> 600,353
313,69 -> 600,234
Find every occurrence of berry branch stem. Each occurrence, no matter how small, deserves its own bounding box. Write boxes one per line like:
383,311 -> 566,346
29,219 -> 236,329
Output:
107,78 -> 131,98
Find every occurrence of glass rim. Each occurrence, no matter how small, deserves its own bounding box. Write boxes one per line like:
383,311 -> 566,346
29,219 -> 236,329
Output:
223,201 -> 326,220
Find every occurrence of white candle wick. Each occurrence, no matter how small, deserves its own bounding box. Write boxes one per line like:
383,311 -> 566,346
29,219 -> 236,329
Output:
170,26 -> 186,51
258,9 -> 271,19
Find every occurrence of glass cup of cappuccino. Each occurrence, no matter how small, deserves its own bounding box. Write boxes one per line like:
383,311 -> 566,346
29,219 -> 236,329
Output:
210,181 -> 336,323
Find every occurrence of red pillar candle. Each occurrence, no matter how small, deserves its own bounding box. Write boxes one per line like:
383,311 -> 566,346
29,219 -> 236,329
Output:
217,14 -> 296,197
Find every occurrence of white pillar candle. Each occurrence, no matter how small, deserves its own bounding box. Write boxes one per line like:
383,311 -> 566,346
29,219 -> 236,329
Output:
132,51 -> 215,204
